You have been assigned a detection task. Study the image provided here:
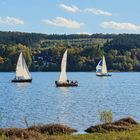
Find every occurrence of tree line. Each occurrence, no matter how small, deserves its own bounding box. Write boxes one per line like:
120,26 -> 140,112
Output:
0,32 -> 140,71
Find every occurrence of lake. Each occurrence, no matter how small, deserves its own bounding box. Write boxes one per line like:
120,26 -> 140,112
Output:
0,72 -> 140,132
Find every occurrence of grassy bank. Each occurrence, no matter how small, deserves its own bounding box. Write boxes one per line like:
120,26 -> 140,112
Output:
0,117 -> 140,140
1,129 -> 140,140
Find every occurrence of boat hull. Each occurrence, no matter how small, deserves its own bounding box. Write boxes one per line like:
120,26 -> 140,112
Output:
96,74 -> 112,77
55,81 -> 78,87
11,79 -> 32,83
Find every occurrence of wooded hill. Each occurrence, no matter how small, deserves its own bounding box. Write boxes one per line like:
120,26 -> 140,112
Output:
0,31 -> 140,72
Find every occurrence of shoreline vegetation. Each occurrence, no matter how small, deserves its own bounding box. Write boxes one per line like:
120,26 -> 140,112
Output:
0,117 -> 140,140
0,31 -> 140,72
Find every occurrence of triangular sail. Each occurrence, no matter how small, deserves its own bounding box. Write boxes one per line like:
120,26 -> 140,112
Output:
16,52 -> 31,79
96,59 -> 102,73
101,56 -> 107,74
96,56 -> 107,75
59,50 -> 67,82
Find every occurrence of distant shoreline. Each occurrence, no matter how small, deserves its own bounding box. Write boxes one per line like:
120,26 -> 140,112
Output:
0,71 -> 140,72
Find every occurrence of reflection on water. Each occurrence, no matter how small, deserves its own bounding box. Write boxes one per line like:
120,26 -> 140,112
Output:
0,72 -> 140,131
59,87 -> 69,95
15,83 -> 31,88
14,83 -> 31,91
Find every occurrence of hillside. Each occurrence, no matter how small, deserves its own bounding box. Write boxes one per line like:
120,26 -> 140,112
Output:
0,31 -> 140,71
0,31 -> 116,47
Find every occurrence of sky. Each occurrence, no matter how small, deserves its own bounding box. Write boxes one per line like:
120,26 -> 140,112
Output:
0,0 -> 140,34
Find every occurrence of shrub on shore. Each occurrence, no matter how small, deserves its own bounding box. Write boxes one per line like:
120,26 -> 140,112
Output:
0,124 -> 77,139
0,128 -> 41,139
85,117 -> 139,133
100,111 -> 113,124
29,124 -> 77,135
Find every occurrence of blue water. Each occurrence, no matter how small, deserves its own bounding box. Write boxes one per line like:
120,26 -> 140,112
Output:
0,72 -> 140,131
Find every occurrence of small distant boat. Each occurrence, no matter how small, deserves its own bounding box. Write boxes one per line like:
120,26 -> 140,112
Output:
55,50 -> 78,87
11,52 -> 32,82
96,56 -> 112,77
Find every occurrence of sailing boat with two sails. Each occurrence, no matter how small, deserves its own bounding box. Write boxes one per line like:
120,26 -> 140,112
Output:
55,50 -> 78,87
96,56 -> 112,77
11,52 -> 32,82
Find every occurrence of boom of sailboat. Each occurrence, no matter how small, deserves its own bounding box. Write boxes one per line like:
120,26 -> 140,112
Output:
11,51 -> 111,85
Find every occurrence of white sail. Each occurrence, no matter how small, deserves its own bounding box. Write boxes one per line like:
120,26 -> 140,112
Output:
16,52 -> 31,80
59,50 -> 67,82
96,59 -> 102,73
96,56 -> 107,75
101,56 -> 107,74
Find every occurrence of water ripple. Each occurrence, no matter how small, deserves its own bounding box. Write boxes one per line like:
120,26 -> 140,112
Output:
0,72 -> 140,131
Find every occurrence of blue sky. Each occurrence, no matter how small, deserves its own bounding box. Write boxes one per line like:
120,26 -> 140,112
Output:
0,0 -> 140,34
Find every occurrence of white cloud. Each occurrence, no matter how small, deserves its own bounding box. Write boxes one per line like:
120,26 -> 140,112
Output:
0,16 -> 24,25
59,4 -> 81,13
84,8 -> 112,16
101,21 -> 140,31
77,32 -> 92,35
42,17 -> 84,29
59,4 -> 112,16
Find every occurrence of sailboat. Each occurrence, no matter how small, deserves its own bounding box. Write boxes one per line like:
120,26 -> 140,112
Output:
11,52 -> 32,82
96,56 -> 112,77
55,50 -> 78,87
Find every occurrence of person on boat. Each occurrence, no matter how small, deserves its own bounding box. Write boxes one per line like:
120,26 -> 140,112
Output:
67,80 -> 69,83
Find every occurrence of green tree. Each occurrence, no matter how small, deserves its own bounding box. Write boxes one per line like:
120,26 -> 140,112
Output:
100,111 -> 113,124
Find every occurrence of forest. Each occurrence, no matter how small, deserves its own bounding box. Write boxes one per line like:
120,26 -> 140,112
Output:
0,31 -> 140,72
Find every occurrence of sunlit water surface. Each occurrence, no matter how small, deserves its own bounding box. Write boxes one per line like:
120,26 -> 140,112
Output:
0,72 -> 140,131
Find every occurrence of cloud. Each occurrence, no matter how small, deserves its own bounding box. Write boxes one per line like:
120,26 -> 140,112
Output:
77,32 -> 92,35
42,17 -> 84,29
59,4 -> 81,13
101,21 -> 140,31
0,16 -> 24,25
84,8 -> 112,16
59,4 -> 112,16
